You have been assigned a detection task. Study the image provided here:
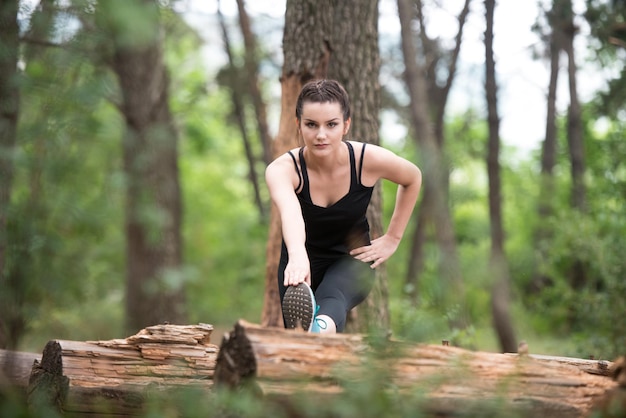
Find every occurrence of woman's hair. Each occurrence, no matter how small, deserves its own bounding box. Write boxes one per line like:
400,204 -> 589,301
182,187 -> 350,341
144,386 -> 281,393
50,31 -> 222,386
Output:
295,79 -> 351,122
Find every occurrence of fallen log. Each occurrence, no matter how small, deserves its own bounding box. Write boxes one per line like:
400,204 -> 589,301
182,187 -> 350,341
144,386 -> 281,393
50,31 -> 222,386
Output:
27,323 -> 218,416
0,349 -> 41,390
214,320 -> 619,418
25,320 -> 622,417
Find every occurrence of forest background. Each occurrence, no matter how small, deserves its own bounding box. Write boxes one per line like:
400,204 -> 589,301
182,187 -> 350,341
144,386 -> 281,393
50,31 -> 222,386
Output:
0,0 -> 625,364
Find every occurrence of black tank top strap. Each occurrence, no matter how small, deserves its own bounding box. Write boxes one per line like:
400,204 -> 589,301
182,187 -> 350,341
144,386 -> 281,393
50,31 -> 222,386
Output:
358,143 -> 367,185
345,141 -> 358,189
287,150 -> 302,192
298,147 -> 311,199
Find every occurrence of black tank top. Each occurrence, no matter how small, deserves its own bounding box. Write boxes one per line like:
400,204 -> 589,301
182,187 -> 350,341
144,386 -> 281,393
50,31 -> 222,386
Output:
288,141 -> 374,258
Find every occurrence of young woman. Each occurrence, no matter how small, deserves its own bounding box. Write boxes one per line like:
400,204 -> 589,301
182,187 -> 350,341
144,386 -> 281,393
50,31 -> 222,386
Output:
265,79 -> 422,333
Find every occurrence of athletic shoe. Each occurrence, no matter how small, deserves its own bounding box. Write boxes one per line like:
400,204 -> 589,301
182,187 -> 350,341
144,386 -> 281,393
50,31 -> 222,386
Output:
283,282 -> 316,331
310,315 -> 327,333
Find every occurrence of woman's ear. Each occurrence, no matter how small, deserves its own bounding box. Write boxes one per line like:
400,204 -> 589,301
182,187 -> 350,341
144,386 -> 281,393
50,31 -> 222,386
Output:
344,118 -> 351,135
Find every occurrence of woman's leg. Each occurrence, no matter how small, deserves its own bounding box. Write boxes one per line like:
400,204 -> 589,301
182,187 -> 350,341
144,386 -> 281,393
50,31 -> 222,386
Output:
311,314 -> 336,333
313,256 -> 374,332
277,244 -> 289,303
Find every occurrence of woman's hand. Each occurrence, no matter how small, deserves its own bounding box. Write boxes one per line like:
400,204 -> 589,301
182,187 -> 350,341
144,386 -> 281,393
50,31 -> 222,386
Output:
283,252 -> 311,287
349,234 -> 400,269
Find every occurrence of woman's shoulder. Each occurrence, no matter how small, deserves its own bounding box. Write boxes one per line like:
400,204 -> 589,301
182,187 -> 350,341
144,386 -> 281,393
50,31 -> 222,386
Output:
272,147 -> 302,162
346,140 -> 386,156
284,146 -> 303,155
346,140 -> 384,149
268,147 -> 295,168
351,141 -> 409,172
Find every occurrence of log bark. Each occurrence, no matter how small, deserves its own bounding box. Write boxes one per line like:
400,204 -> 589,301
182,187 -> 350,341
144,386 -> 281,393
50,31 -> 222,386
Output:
0,349 -> 40,389
27,323 -> 217,416
215,320 -> 618,417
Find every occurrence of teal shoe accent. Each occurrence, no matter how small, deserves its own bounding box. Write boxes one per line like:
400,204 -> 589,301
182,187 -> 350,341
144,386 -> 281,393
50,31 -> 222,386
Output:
310,306 -> 328,333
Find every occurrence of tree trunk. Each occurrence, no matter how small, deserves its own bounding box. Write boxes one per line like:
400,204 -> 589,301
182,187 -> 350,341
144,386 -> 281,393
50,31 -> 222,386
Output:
418,0 -> 471,147
236,0 -> 273,167
405,198 -> 429,305
484,0 -> 517,354
563,17 -> 586,213
0,0 -> 21,350
403,0 -> 470,307
98,0 -> 186,333
218,3 -> 266,219
561,0 -> 588,290
540,14 -> 561,209
531,3 -> 562,294
397,0 -> 467,325
261,0 -> 332,327
326,0 -> 386,333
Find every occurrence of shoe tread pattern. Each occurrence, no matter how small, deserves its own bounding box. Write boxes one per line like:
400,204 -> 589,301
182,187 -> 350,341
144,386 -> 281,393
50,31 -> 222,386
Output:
283,283 -> 314,331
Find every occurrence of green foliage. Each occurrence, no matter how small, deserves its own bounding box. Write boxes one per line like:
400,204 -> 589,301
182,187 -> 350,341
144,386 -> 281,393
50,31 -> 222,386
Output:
520,117 -> 626,359
0,388 -> 60,418
0,368 -> 532,418
163,22 -> 268,326
4,17 -> 126,350
382,98 -> 626,359
584,0 -> 626,117
96,0 -> 161,48
180,102 -> 267,326
6,3 -> 270,351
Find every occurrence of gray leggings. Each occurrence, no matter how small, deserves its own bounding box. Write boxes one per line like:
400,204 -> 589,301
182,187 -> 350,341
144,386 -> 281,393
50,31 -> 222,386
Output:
278,246 -> 375,332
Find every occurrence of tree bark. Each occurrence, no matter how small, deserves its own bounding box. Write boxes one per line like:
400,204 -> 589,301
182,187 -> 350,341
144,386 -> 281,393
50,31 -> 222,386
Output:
405,197 -> 429,305
531,2 -> 562,294
261,0 -> 332,327
397,0 -> 467,325
27,324 -> 217,416
540,8 -> 561,208
563,8 -> 586,213
218,2 -> 266,219
484,0 -> 517,354
403,0 -> 469,307
97,0 -> 186,332
326,0 -> 386,333
560,0 -> 588,290
0,0 -> 21,350
236,0 -> 273,167
417,0 -> 471,148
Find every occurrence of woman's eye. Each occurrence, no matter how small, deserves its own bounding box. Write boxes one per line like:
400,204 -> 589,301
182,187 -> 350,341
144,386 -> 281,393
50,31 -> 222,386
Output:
306,122 -> 316,128
328,122 -> 337,128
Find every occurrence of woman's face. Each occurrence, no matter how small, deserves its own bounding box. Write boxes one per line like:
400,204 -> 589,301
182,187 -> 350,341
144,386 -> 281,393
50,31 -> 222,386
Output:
298,101 -> 350,154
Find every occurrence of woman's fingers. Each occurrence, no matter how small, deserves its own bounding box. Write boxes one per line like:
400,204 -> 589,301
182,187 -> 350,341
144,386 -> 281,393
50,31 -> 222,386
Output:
284,269 -> 310,286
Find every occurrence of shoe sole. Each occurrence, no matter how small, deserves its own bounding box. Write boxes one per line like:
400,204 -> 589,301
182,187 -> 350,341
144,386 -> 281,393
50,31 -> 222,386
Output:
283,283 -> 315,331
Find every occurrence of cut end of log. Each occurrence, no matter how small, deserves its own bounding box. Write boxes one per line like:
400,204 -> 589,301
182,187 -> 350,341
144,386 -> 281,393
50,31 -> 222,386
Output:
42,340 -> 63,375
27,340 -> 70,412
214,320 -> 258,391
